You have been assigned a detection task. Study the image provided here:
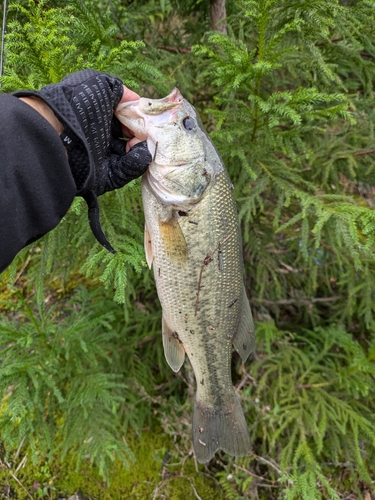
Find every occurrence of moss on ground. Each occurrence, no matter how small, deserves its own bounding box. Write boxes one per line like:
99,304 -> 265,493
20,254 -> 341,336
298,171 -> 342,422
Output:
0,427 -> 222,499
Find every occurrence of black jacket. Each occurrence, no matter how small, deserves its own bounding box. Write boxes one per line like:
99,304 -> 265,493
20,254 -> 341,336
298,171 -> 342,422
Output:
0,94 -> 76,272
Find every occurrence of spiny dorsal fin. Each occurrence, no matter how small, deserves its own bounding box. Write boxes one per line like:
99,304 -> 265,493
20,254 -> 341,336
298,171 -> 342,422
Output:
162,316 -> 185,372
232,286 -> 255,361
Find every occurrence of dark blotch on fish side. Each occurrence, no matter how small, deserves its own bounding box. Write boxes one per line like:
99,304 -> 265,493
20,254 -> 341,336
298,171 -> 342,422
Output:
188,220 -> 199,225
204,255 -> 213,266
228,298 -> 238,308
171,331 -> 183,345
178,210 -> 188,216
200,379 -> 204,386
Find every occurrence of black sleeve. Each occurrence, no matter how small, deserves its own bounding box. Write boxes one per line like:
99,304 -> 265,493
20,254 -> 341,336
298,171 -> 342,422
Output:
0,94 -> 76,273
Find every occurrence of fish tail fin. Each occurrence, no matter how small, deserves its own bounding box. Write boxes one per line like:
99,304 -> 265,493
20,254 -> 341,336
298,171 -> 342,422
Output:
192,391 -> 251,463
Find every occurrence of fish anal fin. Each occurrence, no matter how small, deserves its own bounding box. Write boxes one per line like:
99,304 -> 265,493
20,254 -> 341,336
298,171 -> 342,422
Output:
162,316 -> 185,372
192,392 -> 251,464
144,222 -> 153,269
232,287 -> 255,362
159,217 -> 188,267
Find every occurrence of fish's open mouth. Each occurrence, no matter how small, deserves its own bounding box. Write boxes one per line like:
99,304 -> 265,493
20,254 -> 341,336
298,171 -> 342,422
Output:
121,124 -> 134,139
120,116 -> 148,142
115,88 -> 184,143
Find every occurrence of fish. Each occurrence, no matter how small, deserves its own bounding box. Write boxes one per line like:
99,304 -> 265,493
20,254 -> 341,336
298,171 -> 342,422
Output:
115,89 -> 255,463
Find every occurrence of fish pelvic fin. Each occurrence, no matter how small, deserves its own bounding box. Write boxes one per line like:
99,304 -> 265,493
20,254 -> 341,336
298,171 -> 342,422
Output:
159,217 -> 188,267
162,316 -> 185,372
232,286 -> 255,362
144,222 -> 153,269
192,391 -> 251,464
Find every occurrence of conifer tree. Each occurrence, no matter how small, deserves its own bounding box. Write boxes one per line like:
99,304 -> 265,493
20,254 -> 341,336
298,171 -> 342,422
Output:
1,0 -> 375,498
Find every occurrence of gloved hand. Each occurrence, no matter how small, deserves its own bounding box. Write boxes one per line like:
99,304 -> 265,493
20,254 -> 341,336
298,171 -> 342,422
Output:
96,132 -> 152,196
15,69 -> 151,196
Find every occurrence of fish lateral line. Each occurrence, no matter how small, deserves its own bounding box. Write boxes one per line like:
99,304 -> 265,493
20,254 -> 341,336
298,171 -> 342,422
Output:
194,232 -> 233,316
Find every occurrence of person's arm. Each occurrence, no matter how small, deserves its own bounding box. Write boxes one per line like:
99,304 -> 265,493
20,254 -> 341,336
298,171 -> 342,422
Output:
0,70 -> 152,273
18,95 -> 65,135
0,94 -> 76,273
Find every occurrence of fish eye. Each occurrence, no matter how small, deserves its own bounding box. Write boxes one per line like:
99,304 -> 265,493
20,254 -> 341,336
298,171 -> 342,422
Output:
183,116 -> 195,131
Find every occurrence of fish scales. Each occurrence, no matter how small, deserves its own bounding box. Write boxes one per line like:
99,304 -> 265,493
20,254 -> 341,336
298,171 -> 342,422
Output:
143,169 -> 241,399
115,88 -> 255,463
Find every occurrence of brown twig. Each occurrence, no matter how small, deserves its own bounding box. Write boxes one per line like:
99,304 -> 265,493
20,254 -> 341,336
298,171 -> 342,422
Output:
194,233 -> 233,316
14,255 -> 31,284
353,148 -> 375,157
251,296 -> 340,306
296,381 -> 334,389
0,459 -> 34,500
233,464 -> 275,484
156,45 -> 191,54
137,335 -> 157,347
14,436 -> 26,461
251,454 -> 283,476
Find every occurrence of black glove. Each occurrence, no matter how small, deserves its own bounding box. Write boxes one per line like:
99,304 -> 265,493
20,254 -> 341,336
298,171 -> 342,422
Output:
13,70 -> 152,254
97,136 -> 151,196
14,69 -> 151,196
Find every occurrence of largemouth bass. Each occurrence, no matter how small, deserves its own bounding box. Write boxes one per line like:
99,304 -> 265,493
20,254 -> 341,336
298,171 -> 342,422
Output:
115,89 -> 255,463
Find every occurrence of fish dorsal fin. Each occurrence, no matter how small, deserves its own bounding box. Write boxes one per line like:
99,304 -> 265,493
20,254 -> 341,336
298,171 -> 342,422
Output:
232,287 -> 255,361
162,316 -> 185,372
144,222 -> 153,269
159,217 -> 188,267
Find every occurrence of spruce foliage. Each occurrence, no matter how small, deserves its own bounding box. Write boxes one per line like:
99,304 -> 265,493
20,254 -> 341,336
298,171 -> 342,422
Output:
1,0 -> 375,498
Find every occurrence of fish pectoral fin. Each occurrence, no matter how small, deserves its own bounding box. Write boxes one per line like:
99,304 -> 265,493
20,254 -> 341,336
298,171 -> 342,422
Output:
159,217 -> 188,267
232,286 -> 255,362
162,316 -> 185,372
192,392 -> 251,464
144,222 -> 153,269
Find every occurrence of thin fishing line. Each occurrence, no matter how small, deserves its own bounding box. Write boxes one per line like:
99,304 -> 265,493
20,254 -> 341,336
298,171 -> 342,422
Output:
0,0 -> 8,79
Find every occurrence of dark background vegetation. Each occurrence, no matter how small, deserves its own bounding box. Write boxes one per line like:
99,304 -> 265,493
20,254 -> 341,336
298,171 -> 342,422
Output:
1,0 -> 375,498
